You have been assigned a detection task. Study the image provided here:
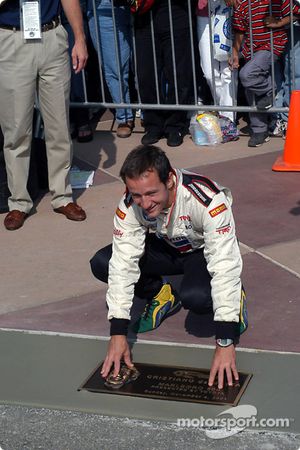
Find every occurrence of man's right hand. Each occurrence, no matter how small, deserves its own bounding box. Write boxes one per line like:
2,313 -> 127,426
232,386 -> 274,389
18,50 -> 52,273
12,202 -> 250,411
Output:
101,335 -> 133,378
228,53 -> 239,70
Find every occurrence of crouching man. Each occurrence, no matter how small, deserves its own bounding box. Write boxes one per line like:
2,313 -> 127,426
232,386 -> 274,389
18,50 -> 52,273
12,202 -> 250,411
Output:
90,145 -> 248,389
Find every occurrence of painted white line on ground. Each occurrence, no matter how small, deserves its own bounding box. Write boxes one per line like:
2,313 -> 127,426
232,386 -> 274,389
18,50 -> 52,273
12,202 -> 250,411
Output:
240,243 -> 300,279
0,328 -> 299,356
98,167 -> 122,181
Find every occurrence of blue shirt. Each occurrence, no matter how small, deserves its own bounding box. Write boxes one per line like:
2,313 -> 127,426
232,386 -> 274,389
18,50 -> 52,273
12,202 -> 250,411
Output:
0,0 -> 61,27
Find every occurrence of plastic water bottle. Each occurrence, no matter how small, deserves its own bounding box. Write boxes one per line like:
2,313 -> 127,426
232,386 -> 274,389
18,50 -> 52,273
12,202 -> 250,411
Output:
189,115 -> 209,146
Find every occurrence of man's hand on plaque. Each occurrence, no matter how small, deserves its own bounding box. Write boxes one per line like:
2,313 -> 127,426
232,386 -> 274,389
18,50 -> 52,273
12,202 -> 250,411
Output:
208,345 -> 239,389
101,335 -> 134,379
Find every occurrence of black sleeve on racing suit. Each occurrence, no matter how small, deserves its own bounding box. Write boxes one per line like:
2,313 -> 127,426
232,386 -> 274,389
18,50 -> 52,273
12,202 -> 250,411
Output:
110,318 -> 130,335
215,321 -> 239,339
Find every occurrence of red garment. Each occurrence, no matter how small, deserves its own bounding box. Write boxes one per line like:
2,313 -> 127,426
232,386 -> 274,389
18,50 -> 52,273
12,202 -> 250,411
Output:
233,0 -> 300,60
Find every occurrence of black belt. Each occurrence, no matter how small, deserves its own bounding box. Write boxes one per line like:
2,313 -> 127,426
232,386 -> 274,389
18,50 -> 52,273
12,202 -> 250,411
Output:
0,16 -> 61,32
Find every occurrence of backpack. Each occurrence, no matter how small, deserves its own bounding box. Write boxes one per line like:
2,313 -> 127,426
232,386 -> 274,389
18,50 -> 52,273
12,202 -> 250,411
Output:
128,0 -> 156,14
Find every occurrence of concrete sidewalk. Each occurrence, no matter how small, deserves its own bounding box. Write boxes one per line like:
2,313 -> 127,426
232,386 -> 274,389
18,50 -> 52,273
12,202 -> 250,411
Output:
0,118 -> 300,448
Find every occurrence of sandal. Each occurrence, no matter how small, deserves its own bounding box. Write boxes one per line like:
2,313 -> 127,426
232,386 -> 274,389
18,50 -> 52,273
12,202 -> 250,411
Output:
76,124 -> 93,143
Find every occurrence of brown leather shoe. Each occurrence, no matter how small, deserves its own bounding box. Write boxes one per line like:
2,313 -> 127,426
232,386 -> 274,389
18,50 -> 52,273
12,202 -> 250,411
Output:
116,120 -> 134,138
4,210 -> 28,231
54,202 -> 86,221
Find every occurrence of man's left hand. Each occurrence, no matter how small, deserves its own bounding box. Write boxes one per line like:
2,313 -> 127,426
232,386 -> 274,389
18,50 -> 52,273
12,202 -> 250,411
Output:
72,38 -> 88,73
208,345 -> 239,389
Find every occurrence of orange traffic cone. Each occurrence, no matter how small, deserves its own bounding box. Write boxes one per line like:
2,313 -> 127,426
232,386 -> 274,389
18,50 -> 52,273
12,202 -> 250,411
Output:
272,90 -> 300,171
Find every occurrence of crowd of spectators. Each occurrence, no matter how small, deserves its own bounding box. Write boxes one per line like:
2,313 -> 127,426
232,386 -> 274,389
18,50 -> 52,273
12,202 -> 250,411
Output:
63,0 -> 300,148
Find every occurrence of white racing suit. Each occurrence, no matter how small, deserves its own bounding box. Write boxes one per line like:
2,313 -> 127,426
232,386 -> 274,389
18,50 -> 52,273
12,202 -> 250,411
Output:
107,168 -> 242,334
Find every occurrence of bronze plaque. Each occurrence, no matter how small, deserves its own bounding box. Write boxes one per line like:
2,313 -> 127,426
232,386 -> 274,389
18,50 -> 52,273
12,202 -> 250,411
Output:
78,362 -> 252,406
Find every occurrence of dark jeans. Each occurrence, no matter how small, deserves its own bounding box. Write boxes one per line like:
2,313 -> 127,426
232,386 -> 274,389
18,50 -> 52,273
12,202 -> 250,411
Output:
63,21 -> 90,128
90,233 -> 213,314
134,0 -> 193,134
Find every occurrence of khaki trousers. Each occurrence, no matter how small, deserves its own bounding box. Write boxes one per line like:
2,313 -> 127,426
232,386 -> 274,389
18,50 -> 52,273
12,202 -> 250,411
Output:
0,24 -> 73,213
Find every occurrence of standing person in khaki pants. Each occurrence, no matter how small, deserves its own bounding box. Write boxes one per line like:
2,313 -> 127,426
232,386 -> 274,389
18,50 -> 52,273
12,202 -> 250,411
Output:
0,0 -> 88,230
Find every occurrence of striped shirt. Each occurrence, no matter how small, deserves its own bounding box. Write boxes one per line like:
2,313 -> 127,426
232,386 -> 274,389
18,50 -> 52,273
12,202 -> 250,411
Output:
233,0 -> 300,59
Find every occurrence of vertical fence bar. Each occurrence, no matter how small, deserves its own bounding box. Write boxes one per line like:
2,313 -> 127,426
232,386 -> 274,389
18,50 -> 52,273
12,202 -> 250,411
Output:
131,14 -> 142,105
150,10 -> 161,104
91,0 -> 106,104
187,0 -> 198,105
268,2 -> 276,101
111,0 -> 125,104
167,0 -> 179,105
247,0 -> 254,106
208,0 -> 217,105
230,4 -> 237,110
248,0 -> 254,59
81,70 -> 88,103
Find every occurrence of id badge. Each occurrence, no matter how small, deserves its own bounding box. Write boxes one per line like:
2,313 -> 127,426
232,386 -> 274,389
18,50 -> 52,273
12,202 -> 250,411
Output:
20,0 -> 41,40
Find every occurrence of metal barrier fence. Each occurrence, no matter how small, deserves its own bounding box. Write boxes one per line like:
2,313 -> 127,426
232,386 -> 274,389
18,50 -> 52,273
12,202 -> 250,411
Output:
70,0 -> 299,116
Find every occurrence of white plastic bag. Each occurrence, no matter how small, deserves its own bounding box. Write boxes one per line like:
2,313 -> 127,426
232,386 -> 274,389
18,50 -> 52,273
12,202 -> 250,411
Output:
211,0 -> 233,62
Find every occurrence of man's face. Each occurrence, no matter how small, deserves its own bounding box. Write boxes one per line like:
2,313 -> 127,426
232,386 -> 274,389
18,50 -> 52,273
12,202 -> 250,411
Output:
126,169 -> 173,219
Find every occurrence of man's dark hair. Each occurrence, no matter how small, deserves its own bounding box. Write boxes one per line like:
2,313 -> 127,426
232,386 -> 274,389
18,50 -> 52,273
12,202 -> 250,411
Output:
119,145 -> 172,184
